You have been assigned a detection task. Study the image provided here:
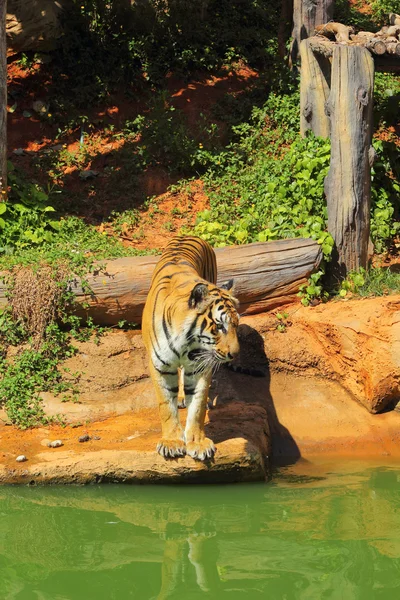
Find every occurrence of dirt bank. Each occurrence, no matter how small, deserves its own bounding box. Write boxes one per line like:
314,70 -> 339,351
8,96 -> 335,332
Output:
0,295 -> 399,484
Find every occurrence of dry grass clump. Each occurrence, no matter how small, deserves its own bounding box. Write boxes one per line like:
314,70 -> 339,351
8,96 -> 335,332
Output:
10,264 -> 70,347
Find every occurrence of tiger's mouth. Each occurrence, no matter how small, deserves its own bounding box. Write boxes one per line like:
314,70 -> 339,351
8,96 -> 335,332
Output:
188,348 -> 233,375
214,350 -> 233,363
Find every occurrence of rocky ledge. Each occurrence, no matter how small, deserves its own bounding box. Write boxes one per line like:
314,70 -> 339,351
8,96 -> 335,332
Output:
0,295 -> 399,484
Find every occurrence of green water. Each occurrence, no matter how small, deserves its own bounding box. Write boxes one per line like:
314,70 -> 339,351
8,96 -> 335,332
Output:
1,462 -> 400,599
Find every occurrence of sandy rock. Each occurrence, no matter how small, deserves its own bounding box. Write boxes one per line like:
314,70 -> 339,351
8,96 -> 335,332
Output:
47,440 -> 63,448
0,439 -> 266,485
253,296 -> 400,413
62,331 -> 149,393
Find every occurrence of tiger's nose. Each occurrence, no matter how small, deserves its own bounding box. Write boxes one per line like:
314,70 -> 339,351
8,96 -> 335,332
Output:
227,345 -> 240,360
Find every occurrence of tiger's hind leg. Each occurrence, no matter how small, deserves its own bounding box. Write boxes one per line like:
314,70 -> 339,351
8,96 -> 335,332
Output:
149,363 -> 186,459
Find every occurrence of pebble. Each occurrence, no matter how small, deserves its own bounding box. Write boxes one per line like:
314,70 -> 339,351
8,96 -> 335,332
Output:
78,434 -> 90,443
16,455 -> 27,462
32,100 -> 49,114
47,440 -> 63,448
92,435 -> 101,441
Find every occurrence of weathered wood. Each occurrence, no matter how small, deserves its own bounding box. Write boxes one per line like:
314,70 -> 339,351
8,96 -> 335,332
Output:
0,239 -> 322,325
290,0 -> 334,65
389,13 -> 400,27
324,45 -> 374,276
314,20 -> 400,62
364,37 -> 388,55
385,25 -> 400,37
307,35 -> 334,56
0,0 -> 6,200
386,40 -> 400,56
314,22 -> 354,43
300,38 -> 331,137
350,34 -> 395,55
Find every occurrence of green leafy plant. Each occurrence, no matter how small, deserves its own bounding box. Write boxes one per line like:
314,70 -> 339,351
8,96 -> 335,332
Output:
371,0 -> 400,24
339,267 -> 400,298
192,131 -> 333,259
298,270 -> 329,306
0,163 -> 61,254
0,264 -> 108,428
274,311 -> 291,333
374,72 -> 400,128
338,269 -> 367,298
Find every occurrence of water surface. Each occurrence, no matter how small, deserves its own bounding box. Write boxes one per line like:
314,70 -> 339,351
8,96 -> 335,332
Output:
1,460 -> 400,599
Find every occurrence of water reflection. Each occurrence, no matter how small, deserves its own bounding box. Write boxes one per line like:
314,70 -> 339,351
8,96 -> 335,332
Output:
1,464 -> 400,599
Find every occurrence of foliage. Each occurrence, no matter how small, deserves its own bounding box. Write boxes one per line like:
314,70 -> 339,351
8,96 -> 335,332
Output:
0,265 -> 108,429
52,0 -> 280,109
191,98 -> 333,259
181,79 -> 399,262
123,92 -> 222,174
338,267 -> 400,298
0,316 -> 78,429
0,164 -> 150,271
371,0 -> 400,24
297,270 -> 329,307
370,139 -> 400,254
333,0 -> 377,31
0,163 -> 61,254
373,72 -> 400,128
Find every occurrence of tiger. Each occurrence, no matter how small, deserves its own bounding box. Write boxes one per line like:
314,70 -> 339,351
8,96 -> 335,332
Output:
142,236 -> 240,461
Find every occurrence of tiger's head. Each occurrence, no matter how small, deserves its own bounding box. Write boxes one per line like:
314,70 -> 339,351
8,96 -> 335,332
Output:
187,279 -> 240,372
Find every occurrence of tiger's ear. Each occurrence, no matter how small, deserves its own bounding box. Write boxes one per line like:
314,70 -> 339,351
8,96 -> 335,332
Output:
189,283 -> 209,309
220,278 -> 234,291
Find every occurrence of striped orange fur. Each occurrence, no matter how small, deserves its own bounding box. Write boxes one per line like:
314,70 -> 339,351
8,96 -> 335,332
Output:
142,236 -> 240,461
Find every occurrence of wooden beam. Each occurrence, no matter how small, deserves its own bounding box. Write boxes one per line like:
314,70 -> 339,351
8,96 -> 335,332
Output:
324,45 -> 374,276
0,239 -> 322,325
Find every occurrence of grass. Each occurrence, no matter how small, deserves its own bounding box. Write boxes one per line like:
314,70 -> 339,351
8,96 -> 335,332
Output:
353,268 -> 400,297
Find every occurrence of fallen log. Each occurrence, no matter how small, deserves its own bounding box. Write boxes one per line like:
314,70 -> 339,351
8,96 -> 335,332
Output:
386,39 -> 400,56
351,32 -> 394,55
0,239 -> 322,325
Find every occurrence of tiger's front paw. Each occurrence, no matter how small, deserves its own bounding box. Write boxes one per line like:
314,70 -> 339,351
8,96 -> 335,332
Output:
186,438 -> 216,461
157,438 -> 186,459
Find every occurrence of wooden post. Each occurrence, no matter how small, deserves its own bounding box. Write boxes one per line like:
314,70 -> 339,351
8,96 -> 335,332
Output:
324,45 -> 374,277
0,0 -> 6,200
291,0 -> 334,65
300,38 -> 331,137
